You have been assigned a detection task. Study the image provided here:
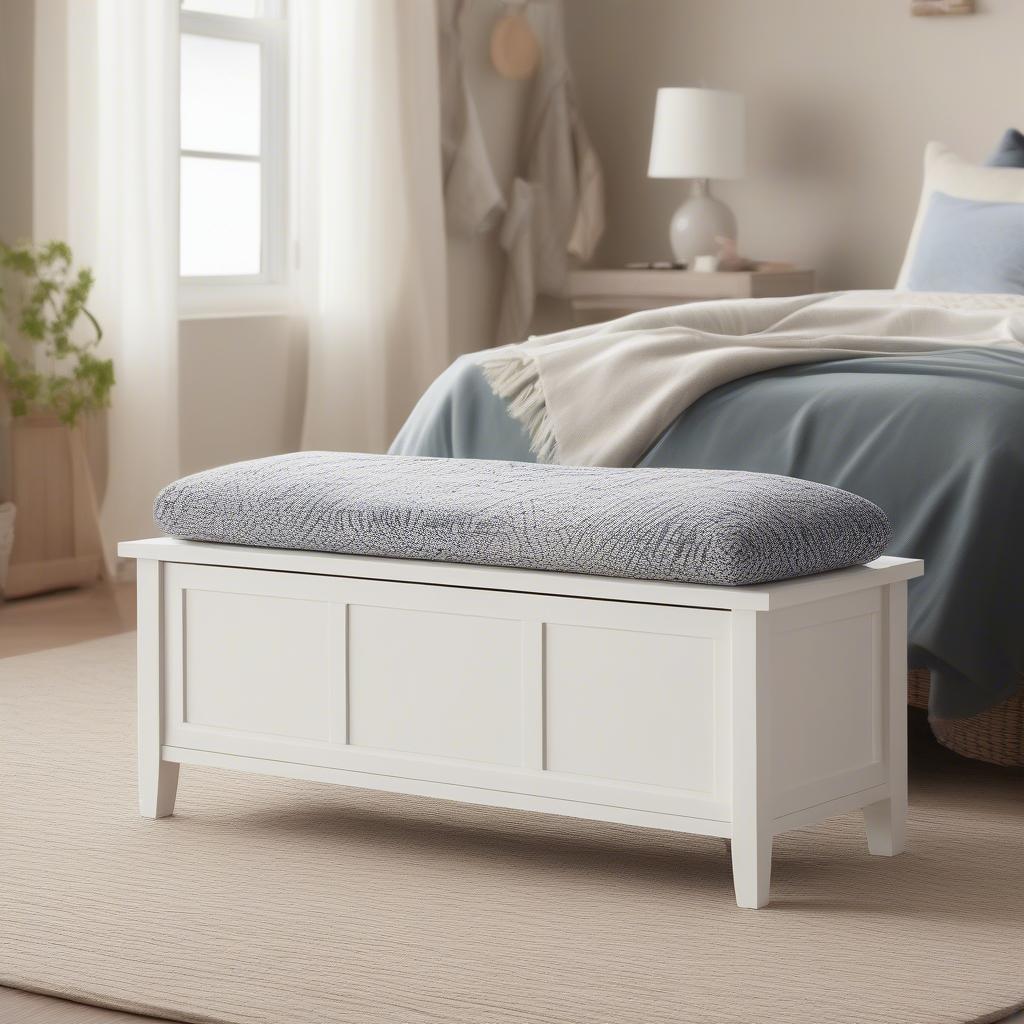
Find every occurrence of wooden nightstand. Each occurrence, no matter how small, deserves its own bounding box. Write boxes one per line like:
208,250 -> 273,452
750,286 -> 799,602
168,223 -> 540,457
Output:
566,267 -> 817,322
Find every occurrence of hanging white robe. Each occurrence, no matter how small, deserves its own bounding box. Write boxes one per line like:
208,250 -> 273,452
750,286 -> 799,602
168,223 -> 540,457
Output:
495,2 -> 605,344
438,0 -> 506,236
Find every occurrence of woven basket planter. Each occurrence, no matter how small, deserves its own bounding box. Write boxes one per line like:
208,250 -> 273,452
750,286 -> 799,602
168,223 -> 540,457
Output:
3,415 -> 105,598
908,668 -> 1024,767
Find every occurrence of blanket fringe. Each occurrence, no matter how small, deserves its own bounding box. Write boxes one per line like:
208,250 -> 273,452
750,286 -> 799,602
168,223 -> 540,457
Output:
480,350 -> 559,463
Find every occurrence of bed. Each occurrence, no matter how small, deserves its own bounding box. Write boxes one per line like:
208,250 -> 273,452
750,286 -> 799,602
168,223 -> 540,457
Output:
391,132 -> 1024,766
390,290 -> 1024,766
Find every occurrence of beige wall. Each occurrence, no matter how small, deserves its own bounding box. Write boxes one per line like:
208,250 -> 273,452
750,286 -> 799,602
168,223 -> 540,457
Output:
178,316 -> 305,475
0,0 -> 34,243
0,0 -> 34,495
565,0 -> 1024,290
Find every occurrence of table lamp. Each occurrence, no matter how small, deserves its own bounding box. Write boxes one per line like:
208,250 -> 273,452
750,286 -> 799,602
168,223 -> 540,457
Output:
648,87 -> 746,263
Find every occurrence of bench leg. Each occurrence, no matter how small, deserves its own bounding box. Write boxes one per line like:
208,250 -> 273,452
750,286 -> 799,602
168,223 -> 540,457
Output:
865,581 -> 908,857
140,758 -> 180,818
730,609 -> 773,908
137,557 -> 178,818
863,795 -> 906,856
731,828 -> 772,909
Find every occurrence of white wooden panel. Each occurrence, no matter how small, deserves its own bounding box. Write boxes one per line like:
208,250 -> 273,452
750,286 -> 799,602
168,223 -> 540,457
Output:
545,623 -> 717,792
325,602 -> 348,744
165,725 -> 731,820
184,588 -> 331,741
129,546 -> 912,909
137,559 -> 180,817
730,609 -> 772,908
863,580 -> 908,856
521,621 -> 545,770
347,604 -> 524,765
163,745 -> 733,838
120,536 -> 923,612
768,589 -> 884,814
774,783 -> 890,834
161,562 -> 732,820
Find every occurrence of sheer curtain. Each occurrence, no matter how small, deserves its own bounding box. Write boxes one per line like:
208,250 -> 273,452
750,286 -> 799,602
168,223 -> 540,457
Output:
293,0 -> 449,454
94,1 -> 180,564
33,0 -> 444,570
34,0 -> 180,569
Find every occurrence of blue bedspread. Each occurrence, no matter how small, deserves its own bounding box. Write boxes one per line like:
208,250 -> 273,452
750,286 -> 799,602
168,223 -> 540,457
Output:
391,347 -> 1024,718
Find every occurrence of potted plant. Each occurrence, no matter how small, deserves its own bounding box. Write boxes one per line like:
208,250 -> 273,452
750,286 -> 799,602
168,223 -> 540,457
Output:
0,240 -> 114,597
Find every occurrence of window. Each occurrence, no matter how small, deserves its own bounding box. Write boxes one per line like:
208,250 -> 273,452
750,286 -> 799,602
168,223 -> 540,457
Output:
179,0 -> 288,314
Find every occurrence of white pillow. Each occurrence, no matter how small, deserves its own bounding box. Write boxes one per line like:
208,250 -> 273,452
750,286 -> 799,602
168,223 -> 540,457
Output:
896,141 -> 1024,288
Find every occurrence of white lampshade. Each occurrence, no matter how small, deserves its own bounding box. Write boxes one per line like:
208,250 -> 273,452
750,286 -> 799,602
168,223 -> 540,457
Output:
648,87 -> 746,181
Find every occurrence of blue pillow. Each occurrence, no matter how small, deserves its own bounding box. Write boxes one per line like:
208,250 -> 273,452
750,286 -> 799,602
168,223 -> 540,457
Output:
985,128 -> 1024,168
905,190 -> 1024,295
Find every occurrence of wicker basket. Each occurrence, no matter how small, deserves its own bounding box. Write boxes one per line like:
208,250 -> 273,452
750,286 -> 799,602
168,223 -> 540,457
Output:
908,668 -> 1024,767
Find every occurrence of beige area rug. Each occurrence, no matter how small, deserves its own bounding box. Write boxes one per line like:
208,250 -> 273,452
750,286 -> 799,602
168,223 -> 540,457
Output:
1,634 -> 1022,1024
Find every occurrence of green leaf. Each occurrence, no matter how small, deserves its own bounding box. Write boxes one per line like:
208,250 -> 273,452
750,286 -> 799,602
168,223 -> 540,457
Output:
0,238 -> 109,424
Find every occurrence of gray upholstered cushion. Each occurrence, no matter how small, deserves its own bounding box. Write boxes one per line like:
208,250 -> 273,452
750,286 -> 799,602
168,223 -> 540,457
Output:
153,453 -> 892,587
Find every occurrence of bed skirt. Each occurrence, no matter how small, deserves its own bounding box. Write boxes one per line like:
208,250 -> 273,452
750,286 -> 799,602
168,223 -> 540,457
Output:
909,669 -> 1024,767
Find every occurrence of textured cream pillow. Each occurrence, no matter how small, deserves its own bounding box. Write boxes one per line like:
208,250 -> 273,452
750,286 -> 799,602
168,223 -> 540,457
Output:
896,141 -> 1024,288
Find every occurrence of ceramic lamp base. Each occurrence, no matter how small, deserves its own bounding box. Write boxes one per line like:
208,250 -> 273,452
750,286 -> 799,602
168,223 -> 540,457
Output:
669,179 -> 737,263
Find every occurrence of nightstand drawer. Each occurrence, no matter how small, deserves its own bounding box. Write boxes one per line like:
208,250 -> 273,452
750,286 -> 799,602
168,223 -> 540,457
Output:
566,267 -> 816,318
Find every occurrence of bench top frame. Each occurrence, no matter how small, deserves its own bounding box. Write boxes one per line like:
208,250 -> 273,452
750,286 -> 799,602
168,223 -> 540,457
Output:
119,537 -> 923,612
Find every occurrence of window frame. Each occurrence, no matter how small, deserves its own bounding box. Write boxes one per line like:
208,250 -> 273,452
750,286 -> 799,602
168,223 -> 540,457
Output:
178,1 -> 289,317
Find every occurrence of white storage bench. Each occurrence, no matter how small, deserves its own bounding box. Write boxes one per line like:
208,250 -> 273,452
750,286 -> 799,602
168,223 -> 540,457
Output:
119,536 -> 922,908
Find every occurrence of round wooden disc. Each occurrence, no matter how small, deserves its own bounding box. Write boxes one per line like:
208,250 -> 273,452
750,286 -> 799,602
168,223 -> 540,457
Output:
490,11 -> 541,81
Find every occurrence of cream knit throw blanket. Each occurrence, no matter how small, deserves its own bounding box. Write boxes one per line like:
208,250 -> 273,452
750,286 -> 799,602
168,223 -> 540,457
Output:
481,290 -> 1024,466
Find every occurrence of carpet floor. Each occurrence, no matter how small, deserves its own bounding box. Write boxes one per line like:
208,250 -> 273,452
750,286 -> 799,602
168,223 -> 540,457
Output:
1,633 -> 1022,1024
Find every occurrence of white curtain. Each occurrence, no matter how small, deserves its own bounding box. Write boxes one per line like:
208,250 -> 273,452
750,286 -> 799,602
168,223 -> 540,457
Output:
293,0 -> 449,453
34,0 -> 180,569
